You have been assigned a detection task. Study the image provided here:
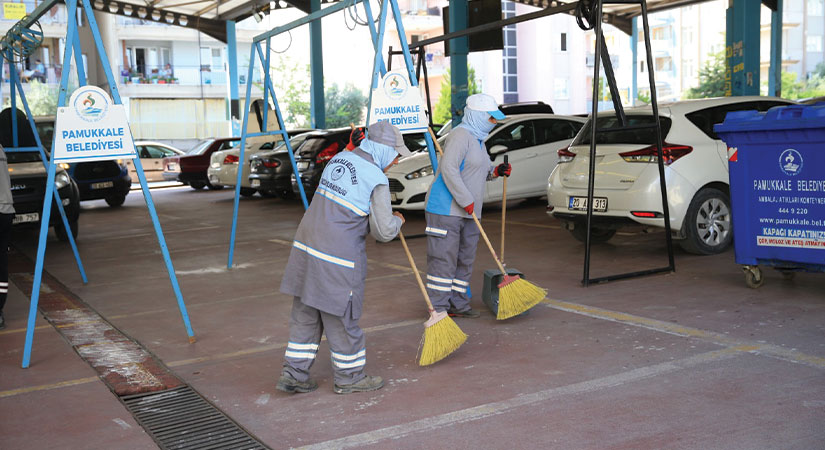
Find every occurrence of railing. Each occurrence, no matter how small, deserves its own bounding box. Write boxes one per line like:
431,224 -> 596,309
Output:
116,65 -> 262,86
1,63 -> 62,84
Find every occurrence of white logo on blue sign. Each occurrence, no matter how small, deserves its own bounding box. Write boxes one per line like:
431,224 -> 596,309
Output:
383,73 -> 408,100
72,87 -> 109,122
779,148 -> 803,176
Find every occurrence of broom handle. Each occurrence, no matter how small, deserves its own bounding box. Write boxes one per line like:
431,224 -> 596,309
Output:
471,212 -> 508,275
500,155 -> 508,262
399,231 -> 435,311
428,127 -> 443,157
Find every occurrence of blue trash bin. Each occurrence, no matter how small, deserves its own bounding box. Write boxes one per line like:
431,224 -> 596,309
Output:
715,104 -> 825,288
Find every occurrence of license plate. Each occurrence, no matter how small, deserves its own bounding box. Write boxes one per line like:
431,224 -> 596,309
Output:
209,175 -> 219,183
13,212 -> 39,224
391,193 -> 397,202
297,161 -> 309,171
251,179 -> 260,188
569,196 -> 607,212
166,164 -> 177,171
91,181 -> 114,189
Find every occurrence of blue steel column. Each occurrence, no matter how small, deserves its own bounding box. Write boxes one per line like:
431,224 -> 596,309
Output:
449,0 -> 468,127
727,0 -> 760,96
227,20 -> 241,137
769,0 -> 783,97
631,16 -> 638,106
309,0 -> 325,129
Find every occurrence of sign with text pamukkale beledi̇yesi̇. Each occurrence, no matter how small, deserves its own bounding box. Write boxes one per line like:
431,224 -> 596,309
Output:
370,69 -> 428,134
53,85 -> 136,163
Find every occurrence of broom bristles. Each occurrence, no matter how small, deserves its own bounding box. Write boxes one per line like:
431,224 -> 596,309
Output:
418,312 -> 468,366
496,278 -> 547,320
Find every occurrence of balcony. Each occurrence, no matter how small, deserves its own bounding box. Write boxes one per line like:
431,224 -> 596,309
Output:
115,64 -> 263,98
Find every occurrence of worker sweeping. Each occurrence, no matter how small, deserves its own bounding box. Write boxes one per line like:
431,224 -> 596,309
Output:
277,121 -> 410,394
423,93 -> 511,318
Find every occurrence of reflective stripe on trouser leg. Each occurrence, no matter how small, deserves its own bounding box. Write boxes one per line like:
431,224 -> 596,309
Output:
425,212 -> 462,313
283,297 -> 322,383
319,300 -> 366,386
451,217 -> 481,311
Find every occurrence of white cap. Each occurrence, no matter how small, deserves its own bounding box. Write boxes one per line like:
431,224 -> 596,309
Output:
465,93 -> 505,120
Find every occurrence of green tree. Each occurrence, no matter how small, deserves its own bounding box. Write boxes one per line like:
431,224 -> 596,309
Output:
266,56 -> 311,128
780,70 -> 825,100
685,51 -> 726,99
636,89 -> 651,105
323,83 -> 367,128
433,66 -> 480,125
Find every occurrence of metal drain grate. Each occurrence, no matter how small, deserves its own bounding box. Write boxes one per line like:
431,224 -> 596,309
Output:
122,386 -> 269,450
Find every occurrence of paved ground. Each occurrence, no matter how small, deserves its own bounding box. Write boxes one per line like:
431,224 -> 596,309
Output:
1,185 -> 824,449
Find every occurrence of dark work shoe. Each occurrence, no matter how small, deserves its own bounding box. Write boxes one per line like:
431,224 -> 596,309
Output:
448,307 -> 481,318
276,372 -> 318,394
333,375 -> 384,394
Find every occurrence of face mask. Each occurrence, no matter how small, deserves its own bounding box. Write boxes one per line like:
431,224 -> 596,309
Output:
459,108 -> 495,140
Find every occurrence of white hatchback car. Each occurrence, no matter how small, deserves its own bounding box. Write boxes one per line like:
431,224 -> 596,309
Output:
386,113 -> 586,210
125,141 -> 185,183
547,96 -> 794,254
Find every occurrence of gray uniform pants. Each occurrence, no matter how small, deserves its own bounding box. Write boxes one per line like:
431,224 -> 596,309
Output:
425,212 -> 481,313
283,297 -> 366,386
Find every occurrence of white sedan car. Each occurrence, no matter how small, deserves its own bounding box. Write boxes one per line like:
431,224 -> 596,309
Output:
386,113 -> 586,210
547,96 -> 793,254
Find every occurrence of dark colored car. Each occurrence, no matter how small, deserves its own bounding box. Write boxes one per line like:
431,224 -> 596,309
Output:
35,115 -> 132,207
248,132 -> 313,198
163,137 -> 240,190
290,128 -> 434,198
1,108 -> 81,241
290,128 -> 351,198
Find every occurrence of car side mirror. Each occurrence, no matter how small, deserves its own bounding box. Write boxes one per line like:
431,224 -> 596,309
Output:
488,144 -> 508,155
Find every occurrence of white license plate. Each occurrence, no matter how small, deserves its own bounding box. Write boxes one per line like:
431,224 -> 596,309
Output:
91,181 -> 114,189
569,196 -> 607,212
209,175 -> 219,183
251,179 -> 260,188
391,193 -> 397,202
297,161 -> 309,171
13,212 -> 39,224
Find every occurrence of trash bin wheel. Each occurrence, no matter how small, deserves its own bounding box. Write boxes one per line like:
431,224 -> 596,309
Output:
743,266 -> 764,289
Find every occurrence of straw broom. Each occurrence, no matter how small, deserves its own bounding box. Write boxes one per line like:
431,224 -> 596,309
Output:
428,127 -> 546,319
471,214 -> 546,319
399,232 -> 467,366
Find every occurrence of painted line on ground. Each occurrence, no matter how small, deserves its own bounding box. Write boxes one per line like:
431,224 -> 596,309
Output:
543,298 -> 825,370
0,376 -> 99,399
479,218 -> 561,229
299,347 -> 744,449
93,225 -> 220,242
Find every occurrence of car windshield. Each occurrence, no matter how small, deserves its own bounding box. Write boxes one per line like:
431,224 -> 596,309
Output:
572,114 -> 672,146
187,140 -> 213,155
35,121 -> 55,148
6,151 -> 42,163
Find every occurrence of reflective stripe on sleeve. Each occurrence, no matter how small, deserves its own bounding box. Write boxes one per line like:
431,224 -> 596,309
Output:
317,188 -> 368,217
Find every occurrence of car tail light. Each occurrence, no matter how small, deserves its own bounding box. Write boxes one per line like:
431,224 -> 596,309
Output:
223,154 -> 239,165
262,160 -> 280,168
557,148 -> 576,163
631,211 -> 663,218
619,143 -> 692,165
316,142 -> 341,164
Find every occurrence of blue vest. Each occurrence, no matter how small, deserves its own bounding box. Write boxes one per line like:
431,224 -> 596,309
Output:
317,151 -> 387,217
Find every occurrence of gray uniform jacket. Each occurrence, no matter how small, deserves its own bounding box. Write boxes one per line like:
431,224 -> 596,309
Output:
280,149 -> 402,319
0,146 -> 15,214
424,127 -> 493,218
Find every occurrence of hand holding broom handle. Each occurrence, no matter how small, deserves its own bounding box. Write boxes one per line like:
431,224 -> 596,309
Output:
399,231 -> 436,312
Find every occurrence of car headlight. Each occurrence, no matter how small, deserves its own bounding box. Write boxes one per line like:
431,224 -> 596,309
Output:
405,165 -> 433,180
54,172 -> 71,189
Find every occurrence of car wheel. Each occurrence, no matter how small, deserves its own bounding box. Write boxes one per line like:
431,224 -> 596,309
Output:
206,181 -> 224,190
55,220 -> 79,242
190,181 -> 206,190
260,190 -> 279,198
679,188 -> 732,255
569,225 -> 617,243
105,194 -> 126,208
240,187 -> 257,197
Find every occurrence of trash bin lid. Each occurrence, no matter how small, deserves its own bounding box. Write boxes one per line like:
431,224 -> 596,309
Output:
715,103 -> 825,134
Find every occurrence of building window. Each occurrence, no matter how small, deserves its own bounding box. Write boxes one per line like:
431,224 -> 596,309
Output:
655,56 -> 673,72
808,0 -> 824,16
560,33 -> 567,52
554,78 -> 569,100
806,36 -> 823,52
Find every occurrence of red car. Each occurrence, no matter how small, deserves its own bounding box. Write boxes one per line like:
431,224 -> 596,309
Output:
163,137 -> 240,190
